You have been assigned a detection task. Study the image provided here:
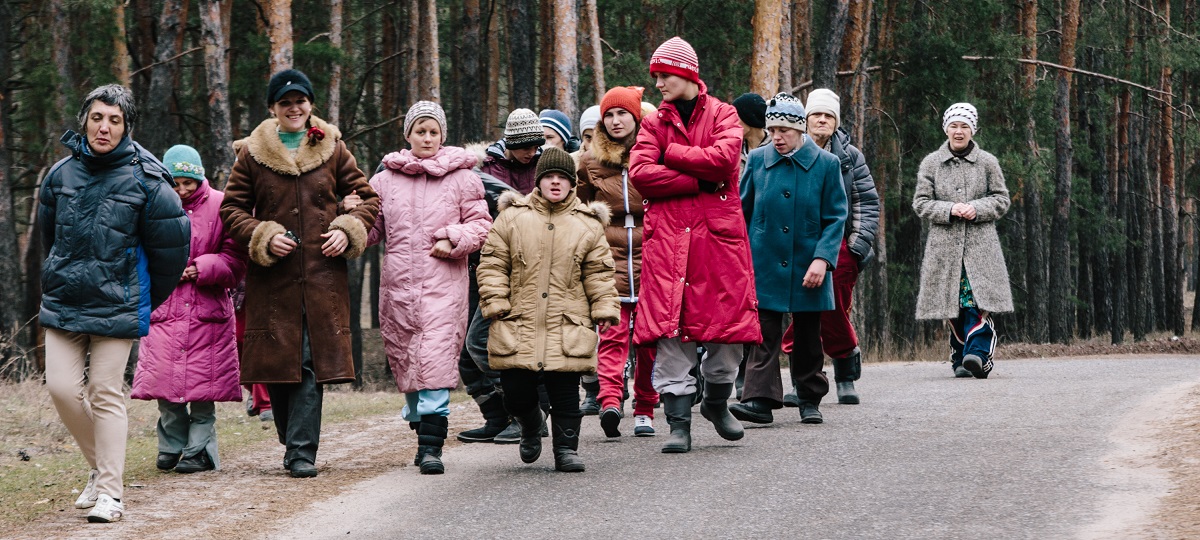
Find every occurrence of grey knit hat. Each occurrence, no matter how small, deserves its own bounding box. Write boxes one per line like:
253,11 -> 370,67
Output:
504,108 -> 545,149
404,100 -> 448,143
765,93 -> 806,132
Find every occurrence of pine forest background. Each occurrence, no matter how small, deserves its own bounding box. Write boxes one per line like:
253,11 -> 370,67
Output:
1,0 -> 1198,379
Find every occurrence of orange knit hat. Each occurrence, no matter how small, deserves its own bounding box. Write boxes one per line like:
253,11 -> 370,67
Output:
600,86 -> 646,123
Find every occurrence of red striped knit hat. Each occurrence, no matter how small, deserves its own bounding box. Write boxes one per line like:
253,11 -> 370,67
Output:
649,37 -> 700,84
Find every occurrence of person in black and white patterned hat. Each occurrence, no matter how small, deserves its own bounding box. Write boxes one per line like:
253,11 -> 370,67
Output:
480,108 -> 544,194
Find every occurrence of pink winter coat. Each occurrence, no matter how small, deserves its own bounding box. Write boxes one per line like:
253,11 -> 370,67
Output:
628,81 -> 762,346
368,146 -> 492,393
133,181 -> 247,402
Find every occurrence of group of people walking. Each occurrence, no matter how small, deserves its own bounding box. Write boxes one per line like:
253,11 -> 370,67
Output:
38,35 -> 1014,524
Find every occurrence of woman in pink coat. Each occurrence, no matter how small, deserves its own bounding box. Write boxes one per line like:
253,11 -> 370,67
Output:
133,145 -> 247,474
367,101 -> 492,475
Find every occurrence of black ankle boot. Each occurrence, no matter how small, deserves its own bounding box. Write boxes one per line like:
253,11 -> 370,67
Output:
699,382 -> 745,440
417,415 -> 447,474
580,380 -> 601,416
457,392 -> 510,443
551,413 -> 585,472
516,408 -> 544,464
833,349 -> 862,405
660,393 -> 692,453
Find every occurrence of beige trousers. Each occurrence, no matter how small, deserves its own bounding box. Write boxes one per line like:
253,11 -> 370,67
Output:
44,327 -> 134,500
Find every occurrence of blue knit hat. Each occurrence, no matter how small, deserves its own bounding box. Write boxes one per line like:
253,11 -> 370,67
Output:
765,93 -> 806,132
539,109 -> 573,145
162,144 -> 205,182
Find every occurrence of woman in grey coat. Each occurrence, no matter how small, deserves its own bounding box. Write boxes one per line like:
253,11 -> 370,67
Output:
913,103 -> 1013,379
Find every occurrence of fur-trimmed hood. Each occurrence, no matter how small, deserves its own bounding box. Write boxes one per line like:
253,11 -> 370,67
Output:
590,102 -> 658,169
234,116 -> 343,176
497,189 -> 611,227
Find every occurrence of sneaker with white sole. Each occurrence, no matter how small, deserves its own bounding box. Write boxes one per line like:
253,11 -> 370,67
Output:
633,414 -> 655,436
74,469 -> 99,509
86,494 -> 124,523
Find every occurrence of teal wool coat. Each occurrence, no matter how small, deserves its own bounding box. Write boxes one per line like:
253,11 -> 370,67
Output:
740,138 -> 847,313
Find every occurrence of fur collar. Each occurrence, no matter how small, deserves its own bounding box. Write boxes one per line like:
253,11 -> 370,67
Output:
234,116 -> 343,176
590,127 -> 634,169
497,190 -> 612,227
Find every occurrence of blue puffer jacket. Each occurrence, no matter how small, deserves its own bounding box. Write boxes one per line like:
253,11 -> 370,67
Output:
39,131 -> 191,339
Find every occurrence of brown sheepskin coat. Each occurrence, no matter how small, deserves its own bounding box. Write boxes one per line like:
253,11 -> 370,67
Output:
221,116 -> 380,384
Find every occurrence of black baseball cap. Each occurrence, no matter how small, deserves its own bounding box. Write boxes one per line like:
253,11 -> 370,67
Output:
267,69 -> 315,104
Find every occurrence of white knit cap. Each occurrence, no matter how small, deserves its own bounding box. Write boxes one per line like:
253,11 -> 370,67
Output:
805,89 -> 841,128
578,105 -> 601,136
942,102 -> 979,134
765,93 -> 806,132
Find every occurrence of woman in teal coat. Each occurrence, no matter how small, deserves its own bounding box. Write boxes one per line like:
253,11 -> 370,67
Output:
734,93 -> 847,425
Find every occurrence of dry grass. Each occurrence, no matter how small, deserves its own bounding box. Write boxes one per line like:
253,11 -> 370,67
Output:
0,380 -> 408,529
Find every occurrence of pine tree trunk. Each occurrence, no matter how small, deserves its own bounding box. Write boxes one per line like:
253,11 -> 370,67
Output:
1083,50 -> 1112,337
1048,0 -> 1079,343
750,0 -> 782,96
1158,0 -> 1182,335
406,0 -> 420,108
777,0 -> 792,93
200,0 -> 235,187
1019,0 -> 1049,343
583,0 -> 604,103
143,0 -> 188,156
459,0 -> 484,141
838,0 -> 872,137
113,0 -> 131,86
50,0 -> 74,132
266,0 -> 294,74
419,0 -> 440,101
328,0 -> 344,126
792,0 -> 812,89
0,0 -> 27,377
811,0 -> 849,90
486,4 -> 501,138
508,0 -> 536,108
551,0 -> 578,120
538,0 -> 554,108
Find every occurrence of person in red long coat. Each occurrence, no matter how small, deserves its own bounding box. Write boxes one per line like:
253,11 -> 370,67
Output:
628,36 -> 761,454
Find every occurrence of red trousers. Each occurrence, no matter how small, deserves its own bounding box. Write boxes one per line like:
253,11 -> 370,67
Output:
236,306 -> 271,412
597,303 -> 659,416
782,240 -> 861,359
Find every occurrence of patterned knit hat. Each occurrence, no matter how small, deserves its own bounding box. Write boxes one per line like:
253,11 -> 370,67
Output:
504,108 -> 545,149
649,37 -> 701,85
732,93 -> 767,129
765,93 -> 806,132
578,105 -> 601,136
162,144 -> 205,182
404,100 -> 448,143
600,86 -> 646,123
804,89 -> 841,128
942,102 -> 979,134
535,146 -> 577,186
539,109 -> 573,145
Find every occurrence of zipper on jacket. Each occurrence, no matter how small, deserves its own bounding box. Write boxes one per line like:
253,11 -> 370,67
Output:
124,247 -> 133,302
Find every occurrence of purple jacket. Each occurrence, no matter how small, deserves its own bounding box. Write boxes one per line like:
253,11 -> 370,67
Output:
133,181 -> 247,402
480,140 -> 540,194
368,146 -> 492,393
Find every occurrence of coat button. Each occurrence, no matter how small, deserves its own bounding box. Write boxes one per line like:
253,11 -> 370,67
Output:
291,208 -> 299,215
684,227 -> 690,232
782,226 -> 789,233
680,277 -> 685,282
781,261 -> 788,267
783,191 -> 791,198
548,224 -> 555,230
542,292 -> 548,298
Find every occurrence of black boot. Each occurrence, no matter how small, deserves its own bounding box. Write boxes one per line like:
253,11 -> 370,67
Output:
457,392 -> 510,443
409,421 -> 423,465
551,413 -> 585,472
833,349 -> 862,405
728,398 -> 775,424
579,380 -> 601,416
660,393 -> 692,454
417,415 -> 447,475
799,400 -> 824,424
699,382 -> 745,441
516,408 -> 544,464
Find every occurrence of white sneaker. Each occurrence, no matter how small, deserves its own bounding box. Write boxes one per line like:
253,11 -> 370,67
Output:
74,469 -> 99,509
633,414 -> 655,437
87,494 -> 124,523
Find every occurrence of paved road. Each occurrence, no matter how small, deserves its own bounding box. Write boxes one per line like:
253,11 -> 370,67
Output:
271,356 -> 1200,539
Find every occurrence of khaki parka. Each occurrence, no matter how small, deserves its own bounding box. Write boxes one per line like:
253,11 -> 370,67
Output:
477,189 -> 622,373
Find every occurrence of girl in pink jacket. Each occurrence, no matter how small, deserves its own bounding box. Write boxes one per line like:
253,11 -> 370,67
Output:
366,101 -> 492,475
133,145 -> 247,474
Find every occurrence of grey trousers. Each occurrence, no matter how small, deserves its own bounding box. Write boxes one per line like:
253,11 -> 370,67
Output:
157,400 -> 220,469
652,337 -> 741,396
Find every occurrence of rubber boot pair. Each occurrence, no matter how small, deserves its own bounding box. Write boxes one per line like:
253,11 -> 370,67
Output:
662,383 -> 744,454
416,415 -> 447,474
833,349 -> 862,404
551,413 -> 585,472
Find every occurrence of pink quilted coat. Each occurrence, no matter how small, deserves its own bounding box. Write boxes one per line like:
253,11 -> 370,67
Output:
368,146 -> 492,393
133,180 -> 247,402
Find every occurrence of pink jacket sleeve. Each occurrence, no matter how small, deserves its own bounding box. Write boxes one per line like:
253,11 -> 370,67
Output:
662,104 -> 743,180
435,173 -> 493,259
628,116 -> 700,199
195,233 -> 248,288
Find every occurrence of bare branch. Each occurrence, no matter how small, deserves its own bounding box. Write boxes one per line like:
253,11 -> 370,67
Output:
791,66 -> 881,93
345,114 -> 405,142
129,47 -> 202,77
961,56 -> 1172,96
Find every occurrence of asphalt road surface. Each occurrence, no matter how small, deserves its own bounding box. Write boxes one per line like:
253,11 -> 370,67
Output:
270,356 -> 1200,539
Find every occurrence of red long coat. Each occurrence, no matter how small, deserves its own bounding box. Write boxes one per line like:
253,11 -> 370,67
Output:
628,82 -> 761,346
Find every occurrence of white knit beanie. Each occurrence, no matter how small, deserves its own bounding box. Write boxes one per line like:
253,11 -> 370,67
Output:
578,105 -> 601,136
804,89 -> 841,128
942,102 -> 979,134
765,93 -> 806,132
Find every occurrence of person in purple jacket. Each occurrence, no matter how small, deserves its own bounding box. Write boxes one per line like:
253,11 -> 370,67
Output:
132,145 -> 247,475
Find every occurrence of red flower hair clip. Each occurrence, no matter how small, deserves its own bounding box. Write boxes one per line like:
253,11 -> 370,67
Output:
307,126 -> 325,146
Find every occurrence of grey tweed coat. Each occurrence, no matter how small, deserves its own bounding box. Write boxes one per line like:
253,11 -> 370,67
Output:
913,142 -> 1014,320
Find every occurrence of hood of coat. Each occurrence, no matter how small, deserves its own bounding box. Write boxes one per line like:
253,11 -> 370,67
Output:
484,139 -> 541,168
381,145 -> 478,177
234,116 -> 343,176
497,189 -> 612,227
591,126 -> 636,169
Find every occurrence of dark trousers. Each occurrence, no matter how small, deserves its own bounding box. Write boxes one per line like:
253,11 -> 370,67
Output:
950,307 -> 996,374
267,318 -> 324,468
743,310 -> 829,407
500,369 -> 582,419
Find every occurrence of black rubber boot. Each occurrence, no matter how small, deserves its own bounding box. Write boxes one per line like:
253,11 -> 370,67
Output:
457,392 -> 510,443
699,382 -> 745,441
516,408 -> 544,464
579,380 -> 601,416
551,413 -> 585,472
409,421 -> 423,465
728,398 -> 775,424
660,393 -> 693,454
833,350 -> 862,405
799,400 -> 824,424
417,415 -> 447,474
